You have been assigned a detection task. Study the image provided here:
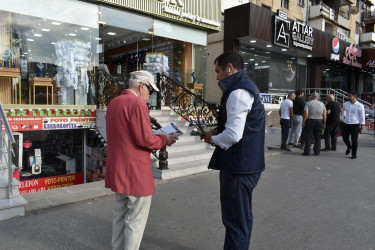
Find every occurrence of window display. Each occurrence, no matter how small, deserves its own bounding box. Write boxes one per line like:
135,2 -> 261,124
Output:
17,130 -> 83,181
0,9 -> 99,105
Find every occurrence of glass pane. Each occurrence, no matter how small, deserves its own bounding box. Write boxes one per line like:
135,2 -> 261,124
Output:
0,9 -> 99,105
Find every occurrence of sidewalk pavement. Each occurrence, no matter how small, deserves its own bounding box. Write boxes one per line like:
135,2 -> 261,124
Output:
23,131 -> 282,213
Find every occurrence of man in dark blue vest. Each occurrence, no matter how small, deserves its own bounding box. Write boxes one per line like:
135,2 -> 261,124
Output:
202,52 -> 265,250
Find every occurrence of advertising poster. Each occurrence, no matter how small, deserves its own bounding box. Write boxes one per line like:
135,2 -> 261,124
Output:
19,173 -> 84,194
3,109 -> 96,131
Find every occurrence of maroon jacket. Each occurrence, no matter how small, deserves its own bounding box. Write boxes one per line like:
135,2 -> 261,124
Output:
105,90 -> 167,196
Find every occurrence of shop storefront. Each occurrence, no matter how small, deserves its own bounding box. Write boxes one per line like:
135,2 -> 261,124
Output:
223,3 -> 372,103
0,0 -> 221,192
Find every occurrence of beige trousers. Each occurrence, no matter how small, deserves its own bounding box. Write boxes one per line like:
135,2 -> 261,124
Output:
112,193 -> 152,250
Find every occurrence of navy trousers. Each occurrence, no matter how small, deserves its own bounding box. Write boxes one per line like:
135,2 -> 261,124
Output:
304,119 -> 323,155
220,171 -> 262,250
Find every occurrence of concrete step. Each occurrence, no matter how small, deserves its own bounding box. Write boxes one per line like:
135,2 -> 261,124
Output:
0,179 -> 21,199
0,195 -> 27,221
153,159 -> 211,180
171,134 -> 202,143
0,167 -> 9,181
149,110 -> 174,116
166,141 -> 213,153
154,148 -> 213,165
151,115 -> 185,123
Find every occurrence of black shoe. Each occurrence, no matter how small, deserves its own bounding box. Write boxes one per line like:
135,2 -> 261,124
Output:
321,148 -> 330,151
314,153 -> 320,156
351,155 -> 357,159
345,148 -> 351,155
294,144 -> 303,149
288,143 -> 293,146
331,148 -> 336,151
302,152 -> 310,156
280,146 -> 291,151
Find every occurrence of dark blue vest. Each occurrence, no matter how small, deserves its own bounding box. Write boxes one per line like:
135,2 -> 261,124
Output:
208,70 -> 265,174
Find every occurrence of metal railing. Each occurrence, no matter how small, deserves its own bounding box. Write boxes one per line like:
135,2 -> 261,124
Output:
303,88 -> 374,127
0,100 -> 16,199
156,73 -> 218,134
95,68 -> 169,169
95,67 -> 128,108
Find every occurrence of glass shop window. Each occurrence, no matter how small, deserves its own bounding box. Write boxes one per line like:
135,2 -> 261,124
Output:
0,9 -> 99,105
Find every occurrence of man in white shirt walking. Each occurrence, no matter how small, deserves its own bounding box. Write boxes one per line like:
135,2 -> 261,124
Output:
279,92 -> 295,151
342,91 -> 365,159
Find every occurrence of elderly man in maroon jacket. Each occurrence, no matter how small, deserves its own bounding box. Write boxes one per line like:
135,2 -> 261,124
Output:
105,70 -> 178,250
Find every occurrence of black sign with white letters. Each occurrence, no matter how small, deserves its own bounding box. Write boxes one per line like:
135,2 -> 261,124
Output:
274,13 -> 290,48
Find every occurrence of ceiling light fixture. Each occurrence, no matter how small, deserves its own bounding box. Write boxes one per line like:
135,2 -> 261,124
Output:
282,48 -> 287,51
34,34 -> 42,37
250,40 -> 256,43
307,54 -> 312,57
107,32 -> 116,36
68,33 -> 77,37
41,28 -> 50,32
27,38 -> 34,41
266,44 -> 272,48
51,21 -> 61,25
95,37 -> 102,40
80,27 -> 89,30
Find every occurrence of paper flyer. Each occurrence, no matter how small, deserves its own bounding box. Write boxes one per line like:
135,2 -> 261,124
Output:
153,123 -> 183,136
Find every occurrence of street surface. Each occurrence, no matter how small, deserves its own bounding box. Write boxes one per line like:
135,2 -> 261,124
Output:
0,134 -> 374,250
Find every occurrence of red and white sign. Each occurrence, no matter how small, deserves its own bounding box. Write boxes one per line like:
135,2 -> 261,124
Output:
19,173 -> 84,194
6,117 -> 43,131
343,44 -> 362,68
23,140 -> 32,148
3,109 -> 96,132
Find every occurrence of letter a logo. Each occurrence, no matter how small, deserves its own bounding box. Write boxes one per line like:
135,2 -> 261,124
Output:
278,24 -> 287,43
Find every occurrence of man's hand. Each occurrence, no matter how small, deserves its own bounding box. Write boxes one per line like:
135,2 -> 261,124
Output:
360,126 -> 364,134
323,123 -> 326,129
201,130 -> 217,144
166,134 -> 179,146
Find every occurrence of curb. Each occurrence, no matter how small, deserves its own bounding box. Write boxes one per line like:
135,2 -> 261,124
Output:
24,151 -> 279,213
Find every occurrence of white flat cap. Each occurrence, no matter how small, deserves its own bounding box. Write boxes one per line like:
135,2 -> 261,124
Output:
130,70 -> 160,92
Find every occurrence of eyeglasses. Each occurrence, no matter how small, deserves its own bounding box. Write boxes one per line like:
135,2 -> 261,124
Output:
144,83 -> 154,95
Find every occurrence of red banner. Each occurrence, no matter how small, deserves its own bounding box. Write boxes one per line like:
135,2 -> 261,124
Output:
19,173 -> 84,194
2,109 -> 96,131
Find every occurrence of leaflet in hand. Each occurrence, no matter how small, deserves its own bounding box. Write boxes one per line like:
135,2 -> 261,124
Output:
153,123 -> 183,136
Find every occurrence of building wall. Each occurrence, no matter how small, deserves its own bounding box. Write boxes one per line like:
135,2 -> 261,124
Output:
253,0 -> 306,21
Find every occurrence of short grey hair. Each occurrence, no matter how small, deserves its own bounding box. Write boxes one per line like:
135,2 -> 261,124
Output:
328,94 -> 335,100
311,92 -> 320,99
129,78 -> 142,88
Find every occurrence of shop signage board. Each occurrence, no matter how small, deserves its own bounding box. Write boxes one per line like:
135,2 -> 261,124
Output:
94,0 -> 221,31
3,109 -> 96,132
260,94 -> 272,104
274,9 -> 314,51
362,49 -> 375,69
19,173 -> 84,194
274,10 -> 290,48
343,44 -> 362,68
291,21 -> 314,51
330,37 -> 340,61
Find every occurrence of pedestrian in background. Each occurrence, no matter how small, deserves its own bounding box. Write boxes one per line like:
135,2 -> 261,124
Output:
202,52 -> 265,250
322,94 -> 341,151
105,71 -> 178,250
342,91 -> 365,159
288,89 -> 304,148
302,92 -> 326,156
300,94 -> 312,147
370,102 -> 375,141
279,92 -> 295,151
